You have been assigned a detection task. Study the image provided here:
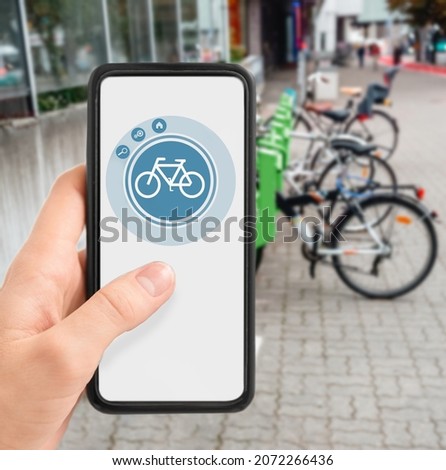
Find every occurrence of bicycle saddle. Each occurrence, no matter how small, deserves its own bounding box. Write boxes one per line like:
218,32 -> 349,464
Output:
330,138 -> 377,156
321,109 -> 350,123
305,102 -> 333,113
340,86 -> 362,97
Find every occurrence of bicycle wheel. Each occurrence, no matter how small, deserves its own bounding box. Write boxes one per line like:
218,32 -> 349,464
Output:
135,171 -> 161,199
293,111 -> 312,131
345,109 -> 399,160
316,153 -> 397,231
179,171 -> 205,199
331,195 -> 437,299
309,146 -> 334,172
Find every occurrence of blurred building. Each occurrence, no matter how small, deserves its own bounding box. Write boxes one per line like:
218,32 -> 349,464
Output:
0,0 -> 232,119
0,0 -> 322,120
314,0 -> 406,55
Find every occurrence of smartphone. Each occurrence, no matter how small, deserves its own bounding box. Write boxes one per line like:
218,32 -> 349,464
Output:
86,63 -> 255,413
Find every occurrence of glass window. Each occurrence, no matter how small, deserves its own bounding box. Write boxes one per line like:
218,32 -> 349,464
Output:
108,0 -> 153,62
180,0 -> 199,62
152,0 -> 179,62
0,0 -> 30,116
197,0 -> 228,62
25,0 -> 108,92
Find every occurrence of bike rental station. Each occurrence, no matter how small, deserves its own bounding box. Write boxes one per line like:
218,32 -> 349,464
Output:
255,69 -> 438,299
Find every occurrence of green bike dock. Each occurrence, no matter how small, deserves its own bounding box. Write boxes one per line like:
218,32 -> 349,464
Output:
256,89 -> 297,258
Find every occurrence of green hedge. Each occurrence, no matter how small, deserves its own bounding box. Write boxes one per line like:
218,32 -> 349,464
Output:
38,86 -> 88,112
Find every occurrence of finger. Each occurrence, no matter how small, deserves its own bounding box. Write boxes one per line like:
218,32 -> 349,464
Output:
1,166 -> 86,316
30,165 -> 86,250
78,249 -> 87,273
61,250 -> 86,318
5,165 -> 86,286
43,262 -> 175,373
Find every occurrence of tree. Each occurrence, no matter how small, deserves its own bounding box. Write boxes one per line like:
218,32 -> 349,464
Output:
388,0 -> 446,30
387,0 -> 446,62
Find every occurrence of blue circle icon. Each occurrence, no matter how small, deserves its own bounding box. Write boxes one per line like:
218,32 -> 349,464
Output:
116,145 -> 130,159
107,116 -> 235,245
152,118 -> 167,134
131,127 -> 146,142
125,136 -> 216,224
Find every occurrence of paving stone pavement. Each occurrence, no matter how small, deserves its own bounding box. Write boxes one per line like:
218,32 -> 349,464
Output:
59,66 -> 446,450
0,65 -> 445,449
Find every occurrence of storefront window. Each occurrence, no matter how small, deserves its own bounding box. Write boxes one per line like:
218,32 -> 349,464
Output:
26,0 -> 108,92
228,0 -> 246,61
197,0 -> 228,62
152,0 -> 179,62
180,0 -> 199,62
0,0 -> 31,117
108,0 -> 153,62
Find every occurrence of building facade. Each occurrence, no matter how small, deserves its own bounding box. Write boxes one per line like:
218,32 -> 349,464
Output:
0,0 -> 232,119
0,0 -> 318,120
314,0 -> 407,55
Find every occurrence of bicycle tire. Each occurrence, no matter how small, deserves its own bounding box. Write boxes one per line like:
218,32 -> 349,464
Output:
344,109 -> 399,160
316,153 -> 397,231
331,194 -> 437,299
316,153 -> 397,197
309,146 -> 327,171
293,110 -> 312,131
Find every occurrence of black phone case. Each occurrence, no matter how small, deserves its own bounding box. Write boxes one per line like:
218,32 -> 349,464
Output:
86,63 -> 256,414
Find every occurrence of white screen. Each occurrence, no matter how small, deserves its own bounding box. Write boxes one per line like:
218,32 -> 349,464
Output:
99,75 -> 246,402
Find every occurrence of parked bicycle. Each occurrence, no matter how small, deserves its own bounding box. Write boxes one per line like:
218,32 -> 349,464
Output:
276,182 -> 437,299
265,69 -> 400,162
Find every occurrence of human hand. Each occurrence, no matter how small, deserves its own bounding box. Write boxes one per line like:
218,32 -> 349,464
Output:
0,165 -> 175,449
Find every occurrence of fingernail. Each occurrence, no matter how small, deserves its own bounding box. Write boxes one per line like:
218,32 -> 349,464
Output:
137,262 -> 174,297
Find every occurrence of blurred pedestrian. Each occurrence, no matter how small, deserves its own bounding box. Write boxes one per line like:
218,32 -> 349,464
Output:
369,42 -> 381,71
357,44 -> 366,68
393,43 -> 403,66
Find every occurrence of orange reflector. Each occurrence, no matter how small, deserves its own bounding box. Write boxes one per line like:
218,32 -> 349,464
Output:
384,99 -> 393,106
372,150 -> 383,159
396,215 -> 412,225
308,191 -> 324,203
361,168 -> 370,178
343,249 -> 358,255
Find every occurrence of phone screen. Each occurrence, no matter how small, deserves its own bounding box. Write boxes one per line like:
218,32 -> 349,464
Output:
96,71 -> 251,406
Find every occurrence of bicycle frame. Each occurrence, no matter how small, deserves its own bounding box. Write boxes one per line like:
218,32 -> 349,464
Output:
150,157 -> 192,189
277,183 -> 422,260
284,131 -> 368,195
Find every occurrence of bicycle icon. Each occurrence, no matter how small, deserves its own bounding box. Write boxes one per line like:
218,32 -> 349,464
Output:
135,157 -> 205,199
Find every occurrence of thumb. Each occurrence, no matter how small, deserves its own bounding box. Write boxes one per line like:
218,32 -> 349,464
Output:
46,261 -> 175,372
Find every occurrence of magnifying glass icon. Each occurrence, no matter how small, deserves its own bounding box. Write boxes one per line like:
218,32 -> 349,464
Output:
116,145 -> 129,159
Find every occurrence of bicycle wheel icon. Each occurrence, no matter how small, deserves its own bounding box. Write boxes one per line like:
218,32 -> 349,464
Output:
135,171 -> 161,199
179,171 -> 205,199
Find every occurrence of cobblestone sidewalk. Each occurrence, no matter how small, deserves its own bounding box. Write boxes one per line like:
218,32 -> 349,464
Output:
58,66 -> 446,449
